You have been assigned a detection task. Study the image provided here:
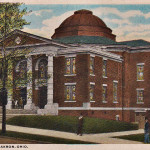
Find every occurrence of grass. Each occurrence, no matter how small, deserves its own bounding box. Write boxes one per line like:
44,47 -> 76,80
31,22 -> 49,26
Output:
114,134 -> 145,143
0,131 -> 96,144
6,115 -> 138,134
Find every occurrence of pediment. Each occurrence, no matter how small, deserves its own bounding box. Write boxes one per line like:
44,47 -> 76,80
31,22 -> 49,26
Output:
0,30 -> 51,47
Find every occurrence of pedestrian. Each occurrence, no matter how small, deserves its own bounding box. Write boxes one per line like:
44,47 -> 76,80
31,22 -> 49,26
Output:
144,117 -> 149,143
77,113 -> 84,136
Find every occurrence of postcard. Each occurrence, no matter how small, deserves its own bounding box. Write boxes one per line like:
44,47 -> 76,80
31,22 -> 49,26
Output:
0,0 -> 150,150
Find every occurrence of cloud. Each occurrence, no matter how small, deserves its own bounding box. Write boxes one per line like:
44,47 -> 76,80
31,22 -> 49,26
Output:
23,10 -> 75,38
23,6 -> 150,42
91,7 -> 150,41
92,7 -> 150,20
28,9 -> 53,16
114,24 -> 150,41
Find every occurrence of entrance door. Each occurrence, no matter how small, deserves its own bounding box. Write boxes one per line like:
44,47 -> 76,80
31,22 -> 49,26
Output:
135,112 -> 145,129
20,88 -> 27,108
38,86 -> 47,109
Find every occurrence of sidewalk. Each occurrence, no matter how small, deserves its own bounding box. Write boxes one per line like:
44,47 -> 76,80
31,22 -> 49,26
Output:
1,125 -> 144,144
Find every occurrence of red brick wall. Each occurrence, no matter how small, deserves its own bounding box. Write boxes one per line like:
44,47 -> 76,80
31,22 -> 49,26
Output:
59,110 -> 123,121
54,54 -> 89,107
127,52 -> 150,108
55,53 -> 124,121
89,56 -> 123,109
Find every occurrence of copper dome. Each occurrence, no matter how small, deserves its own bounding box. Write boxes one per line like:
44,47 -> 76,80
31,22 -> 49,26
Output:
51,9 -> 116,41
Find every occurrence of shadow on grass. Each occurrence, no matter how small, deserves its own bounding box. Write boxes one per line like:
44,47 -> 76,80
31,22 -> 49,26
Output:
113,134 -> 145,143
0,131 -> 97,144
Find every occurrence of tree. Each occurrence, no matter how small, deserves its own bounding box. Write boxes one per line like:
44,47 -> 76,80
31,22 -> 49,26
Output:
0,3 -> 30,134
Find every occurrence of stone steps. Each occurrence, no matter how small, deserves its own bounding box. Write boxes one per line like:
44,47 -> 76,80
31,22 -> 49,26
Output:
0,106 -> 37,123
0,107 -> 37,114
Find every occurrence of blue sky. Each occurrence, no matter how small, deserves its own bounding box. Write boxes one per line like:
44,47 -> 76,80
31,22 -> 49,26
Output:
21,4 -> 150,42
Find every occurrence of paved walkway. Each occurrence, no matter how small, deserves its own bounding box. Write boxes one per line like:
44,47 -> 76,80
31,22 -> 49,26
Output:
0,125 -> 144,144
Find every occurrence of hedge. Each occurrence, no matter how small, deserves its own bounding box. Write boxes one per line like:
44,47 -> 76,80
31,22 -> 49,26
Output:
6,115 -> 138,133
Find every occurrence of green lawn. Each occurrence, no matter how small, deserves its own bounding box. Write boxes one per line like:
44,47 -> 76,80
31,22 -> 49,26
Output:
6,115 -> 138,134
114,134 -> 145,143
0,131 -> 96,144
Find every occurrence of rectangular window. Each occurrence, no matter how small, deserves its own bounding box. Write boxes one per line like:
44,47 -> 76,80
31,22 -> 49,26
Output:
65,85 -> 76,101
102,85 -> 107,102
137,64 -> 144,81
66,58 -> 76,74
90,84 -> 95,101
113,82 -> 118,102
103,60 -> 107,77
90,57 -> 94,75
137,89 -> 144,103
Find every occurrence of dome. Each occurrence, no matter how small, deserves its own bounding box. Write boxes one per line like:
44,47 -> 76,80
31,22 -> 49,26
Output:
51,9 -> 116,41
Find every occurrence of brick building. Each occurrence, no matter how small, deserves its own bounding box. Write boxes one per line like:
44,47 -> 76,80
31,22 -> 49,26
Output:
1,9 -> 150,127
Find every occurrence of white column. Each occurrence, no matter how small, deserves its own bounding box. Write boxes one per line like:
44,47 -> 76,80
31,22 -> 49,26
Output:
46,54 -> 53,105
39,54 -> 58,115
6,59 -> 13,109
24,56 -> 35,110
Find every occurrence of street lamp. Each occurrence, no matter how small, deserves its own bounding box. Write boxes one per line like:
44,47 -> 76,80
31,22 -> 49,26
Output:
0,88 -> 7,134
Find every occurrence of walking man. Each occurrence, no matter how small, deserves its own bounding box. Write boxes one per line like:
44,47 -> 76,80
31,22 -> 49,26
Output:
144,117 -> 149,143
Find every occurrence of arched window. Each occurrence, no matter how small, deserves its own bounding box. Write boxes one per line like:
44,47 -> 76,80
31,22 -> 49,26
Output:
38,59 -> 47,79
19,61 -> 27,79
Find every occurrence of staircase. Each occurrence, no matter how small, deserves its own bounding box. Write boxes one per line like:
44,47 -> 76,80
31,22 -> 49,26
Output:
0,106 -> 37,123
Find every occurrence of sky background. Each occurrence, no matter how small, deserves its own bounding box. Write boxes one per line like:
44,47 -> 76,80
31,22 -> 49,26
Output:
20,4 -> 150,42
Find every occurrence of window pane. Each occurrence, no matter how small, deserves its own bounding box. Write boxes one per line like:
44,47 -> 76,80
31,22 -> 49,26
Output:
103,60 -> 107,77
137,90 -> 144,102
65,85 -> 76,101
102,86 -> 107,101
137,65 -> 144,80
72,58 -> 76,74
72,86 -> 76,100
113,82 -> 117,102
66,58 -> 71,74
90,85 -> 94,101
90,57 -> 94,75
66,86 -> 70,100
66,58 -> 76,74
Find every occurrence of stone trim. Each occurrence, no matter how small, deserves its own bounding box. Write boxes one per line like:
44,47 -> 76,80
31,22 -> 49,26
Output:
64,74 -> 76,77
65,83 -> 76,85
58,47 -> 122,62
58,107 -> 150,111
15,59 -> 27,72
64,54 -> 77,58
137,63 -> 145,66
35,57 -> 47,71
64,101 -> 76,103
113,80 -> 118,83
136,88 -> 144,90
90,82 -> 95,85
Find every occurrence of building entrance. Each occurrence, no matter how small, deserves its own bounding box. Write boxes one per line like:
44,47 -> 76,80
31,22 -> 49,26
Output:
20,88 -> 27,108
13,87 -> 27,109
135,112 -> 145,129
38,86 -> 47,109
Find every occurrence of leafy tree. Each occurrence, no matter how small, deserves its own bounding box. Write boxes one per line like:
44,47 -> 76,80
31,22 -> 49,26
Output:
0,3 -> 30,38
0,3 -> 30,133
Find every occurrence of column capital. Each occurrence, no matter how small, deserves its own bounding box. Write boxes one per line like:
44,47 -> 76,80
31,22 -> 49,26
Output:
46,53 -> 55,57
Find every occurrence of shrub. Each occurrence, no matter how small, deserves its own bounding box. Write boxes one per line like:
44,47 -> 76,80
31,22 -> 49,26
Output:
6,115 -> 138,133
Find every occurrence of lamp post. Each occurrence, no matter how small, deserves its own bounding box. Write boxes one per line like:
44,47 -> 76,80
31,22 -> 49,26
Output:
0,88 -> 7,134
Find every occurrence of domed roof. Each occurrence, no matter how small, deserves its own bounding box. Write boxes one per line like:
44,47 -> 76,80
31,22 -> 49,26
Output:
51,9 -> 116,41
